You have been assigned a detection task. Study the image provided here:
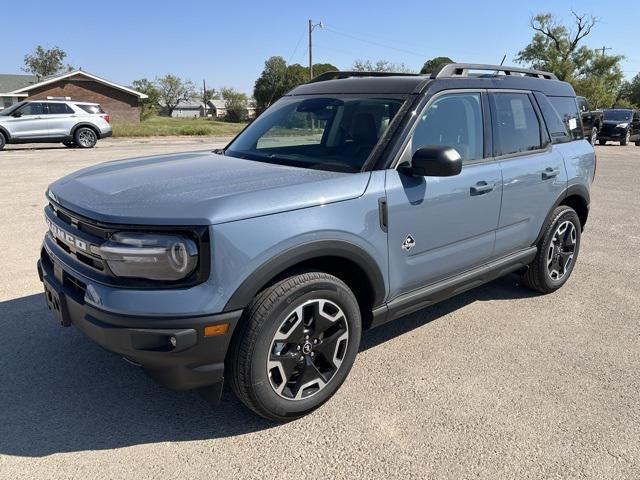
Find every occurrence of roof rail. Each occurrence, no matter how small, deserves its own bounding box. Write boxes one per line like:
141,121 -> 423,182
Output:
309,70 -> 421,83
432,63 -> 557,80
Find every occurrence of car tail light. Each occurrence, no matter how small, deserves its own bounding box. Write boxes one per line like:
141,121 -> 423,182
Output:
101,114 -> 110,124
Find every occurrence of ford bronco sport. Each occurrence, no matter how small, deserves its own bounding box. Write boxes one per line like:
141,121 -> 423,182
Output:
38,64 -> 595,421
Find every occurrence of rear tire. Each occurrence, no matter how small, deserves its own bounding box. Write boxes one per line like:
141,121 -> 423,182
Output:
228,272 -> 361,421
0,133 -> 5,151
522,206 -> 581,294
73,127 -> 97,148
62,140 -> 76,148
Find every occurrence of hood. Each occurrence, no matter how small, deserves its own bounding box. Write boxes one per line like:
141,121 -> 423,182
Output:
48,151 -> 371,225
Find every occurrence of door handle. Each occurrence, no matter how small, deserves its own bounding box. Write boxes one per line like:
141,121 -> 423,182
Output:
542,167 -> 560,180
470,181 -> 494,196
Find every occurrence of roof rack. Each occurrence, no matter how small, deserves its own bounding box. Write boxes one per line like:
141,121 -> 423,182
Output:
308,70 -> 421,83
432,63 -> 557,80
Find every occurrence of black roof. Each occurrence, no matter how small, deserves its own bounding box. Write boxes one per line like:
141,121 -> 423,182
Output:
288,64 -> 576,97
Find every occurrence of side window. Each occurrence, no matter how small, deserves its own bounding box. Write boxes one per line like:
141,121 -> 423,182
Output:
411,92 -> 483,163
533,92 -> 570,144
18,102 -> 44,116
490,93 -> 542,156
548,96 -> 583,140
577,97 -> 589,112
47,103 -> 74,114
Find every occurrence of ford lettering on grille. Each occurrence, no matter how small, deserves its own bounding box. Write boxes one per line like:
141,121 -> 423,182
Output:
46,217 -> 88,252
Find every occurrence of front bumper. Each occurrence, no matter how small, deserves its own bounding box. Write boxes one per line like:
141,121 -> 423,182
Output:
37,248 -> 242,400
597,129 -> 627,141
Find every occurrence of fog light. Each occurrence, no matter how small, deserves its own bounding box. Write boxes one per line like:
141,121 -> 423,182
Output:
169,336 -> 177,347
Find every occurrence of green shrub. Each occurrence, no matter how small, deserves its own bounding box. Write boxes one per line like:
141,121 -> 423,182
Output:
179,125 -> 211,135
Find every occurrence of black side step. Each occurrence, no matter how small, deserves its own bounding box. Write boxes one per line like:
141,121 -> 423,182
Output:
371,247 -> 537,328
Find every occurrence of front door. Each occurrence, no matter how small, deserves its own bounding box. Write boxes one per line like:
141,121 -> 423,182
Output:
386,91 -> 503,300
4,102 -> 49,138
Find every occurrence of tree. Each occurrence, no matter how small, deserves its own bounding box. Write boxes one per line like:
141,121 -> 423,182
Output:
23,46 -> 72,79
155,74 -> 196,116
516,10 -> 625,108
420,57 -> 454,74
352,59 -> 415,73
221,87 -> 248,122
253,56 -> 338,113
132,78 -> 160,120
619,74 -> 640,107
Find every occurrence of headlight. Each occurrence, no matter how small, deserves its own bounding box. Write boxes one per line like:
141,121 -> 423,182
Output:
95,232 -> 198,281
616,123 -> 629,129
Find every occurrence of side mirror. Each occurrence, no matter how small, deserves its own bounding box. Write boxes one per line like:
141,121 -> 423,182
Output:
11,111 -> 22,118
404,145 -> 462,177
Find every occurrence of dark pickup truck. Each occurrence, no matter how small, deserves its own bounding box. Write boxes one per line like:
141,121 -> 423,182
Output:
577,96 -> 603,145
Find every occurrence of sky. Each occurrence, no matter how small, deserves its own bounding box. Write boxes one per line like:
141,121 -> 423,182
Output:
3,0 -> 638,95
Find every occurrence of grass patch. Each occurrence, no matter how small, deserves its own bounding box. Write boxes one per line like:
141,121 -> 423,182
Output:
112,115 -> 246,138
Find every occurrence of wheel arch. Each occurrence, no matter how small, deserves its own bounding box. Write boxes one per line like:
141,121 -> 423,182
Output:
223,240 -> 387,328
0,126 -> 10,142
71,122 -> 101,139
535,185 -> 590,245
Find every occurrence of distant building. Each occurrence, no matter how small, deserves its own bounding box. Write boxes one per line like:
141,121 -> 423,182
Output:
164,99 -> 205,118
0,70 -> 148,122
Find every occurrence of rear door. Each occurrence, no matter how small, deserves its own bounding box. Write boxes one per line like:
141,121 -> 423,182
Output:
5,102 -> 49,138
491,91 -> 567,257
45,103 -> 77,137
632,110 -> 640,142
385,90 -> 503,299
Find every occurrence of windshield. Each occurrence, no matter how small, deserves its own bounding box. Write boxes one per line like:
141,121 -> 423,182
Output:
603,110 -> 633,122
0,102 -> 25,116
225,95 -> 405,172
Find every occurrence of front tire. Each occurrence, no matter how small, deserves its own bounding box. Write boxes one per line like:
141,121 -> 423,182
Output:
522,206 -> 581,294
598,139 -> 607,145
621,131 -> 630,146
0,133 -> 5,151
589,127 -> 598,145
635,140 -> 640,147
74,127 -> 97,148
228,272 -> 361,421
62,140 -> 76,148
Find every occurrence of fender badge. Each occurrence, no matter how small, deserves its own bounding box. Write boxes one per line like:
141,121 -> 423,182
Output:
402,235 -> 416,251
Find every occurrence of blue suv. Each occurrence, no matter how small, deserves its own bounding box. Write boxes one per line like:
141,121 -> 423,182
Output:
38,64 -> 595,421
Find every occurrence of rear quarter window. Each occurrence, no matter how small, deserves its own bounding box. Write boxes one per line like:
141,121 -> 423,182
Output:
533,92 -> 570,144
76,104 -> 105,114
548,96 -> 582,140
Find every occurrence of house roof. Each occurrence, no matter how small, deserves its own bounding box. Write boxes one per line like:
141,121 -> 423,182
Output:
208,99 -> 226,109
0,74 -> 38,94
9,70 -> 148,99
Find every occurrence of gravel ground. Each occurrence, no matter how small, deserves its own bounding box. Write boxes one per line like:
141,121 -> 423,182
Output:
0,140 -> 638,479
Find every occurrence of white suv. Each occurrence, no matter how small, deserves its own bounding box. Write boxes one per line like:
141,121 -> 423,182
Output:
0,100 -> 112,150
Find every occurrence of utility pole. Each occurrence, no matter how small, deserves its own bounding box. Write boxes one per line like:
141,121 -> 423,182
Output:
308,19 -> 324,80
600,46 -> 612,56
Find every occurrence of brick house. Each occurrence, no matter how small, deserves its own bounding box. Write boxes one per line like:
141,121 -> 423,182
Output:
0,70 -> 147,122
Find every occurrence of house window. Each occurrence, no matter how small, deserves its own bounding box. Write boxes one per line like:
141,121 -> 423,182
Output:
3,99 -> 12,109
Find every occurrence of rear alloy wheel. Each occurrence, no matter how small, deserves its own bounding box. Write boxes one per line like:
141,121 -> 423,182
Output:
74,127 -> 97,148
522,205 -> 581,294
621,130 -> 630,146
589,127 -> 598,145
228,272 -> 361,421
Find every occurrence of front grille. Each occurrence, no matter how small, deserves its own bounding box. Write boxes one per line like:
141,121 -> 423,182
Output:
45,203 -> 108,273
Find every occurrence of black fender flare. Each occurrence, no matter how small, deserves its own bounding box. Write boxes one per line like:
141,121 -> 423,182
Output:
223,240 -> 387,312
534,184 -> 590,245
71,122 -> 101,139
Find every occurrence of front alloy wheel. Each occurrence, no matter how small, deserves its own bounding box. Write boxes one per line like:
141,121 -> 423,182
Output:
267,299 -> 349,400
228,272 -> 361,421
